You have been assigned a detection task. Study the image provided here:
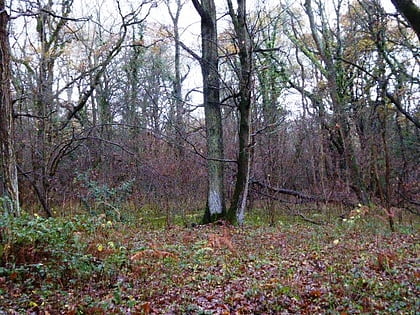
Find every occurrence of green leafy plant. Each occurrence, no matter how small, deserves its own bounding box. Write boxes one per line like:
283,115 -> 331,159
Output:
0,210 -> 418,313
75,172 -> 134,221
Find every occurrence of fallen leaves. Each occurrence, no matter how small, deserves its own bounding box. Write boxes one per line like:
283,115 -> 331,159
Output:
140,301 -> 151,314
376,250 -> 397,271
130,249 -> 177,261
207,228 -> 237,255
1,220 -> 418,314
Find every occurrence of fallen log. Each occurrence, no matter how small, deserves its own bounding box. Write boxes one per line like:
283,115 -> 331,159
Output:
250,179 -> 355,207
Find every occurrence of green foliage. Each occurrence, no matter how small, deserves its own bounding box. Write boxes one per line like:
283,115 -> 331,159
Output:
0,196 -> 13,216
75,172 -> 134,220
0,209 -> 418,313
0,213 -> 128,292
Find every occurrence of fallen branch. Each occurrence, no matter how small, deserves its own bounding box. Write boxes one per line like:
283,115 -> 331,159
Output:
398,192 -> 420,207
251,189 -> 301,204
251,180 -> 319,200
296,213 -> 324,225
250,179 -> 355,207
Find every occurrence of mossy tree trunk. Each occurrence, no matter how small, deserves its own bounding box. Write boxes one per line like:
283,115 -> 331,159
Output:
0,1 -> 20,216
192,0 -> 226,223
226,0 -> 253,225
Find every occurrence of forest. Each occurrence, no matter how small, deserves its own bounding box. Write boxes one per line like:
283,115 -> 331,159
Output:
0,0 -> 419,313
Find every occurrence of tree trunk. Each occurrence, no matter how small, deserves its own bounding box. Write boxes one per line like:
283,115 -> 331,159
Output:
0,1 -> 20,216
227,0 -> 253,225
192,0 -> 226,223
228,107 -> 251,225
33,8 -> 55,217
167,0 -> 185,157
391,0 -> 420,41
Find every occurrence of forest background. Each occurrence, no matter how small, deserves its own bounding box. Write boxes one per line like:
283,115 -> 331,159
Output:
0,0 -> 419,313
1,0 -> 419,225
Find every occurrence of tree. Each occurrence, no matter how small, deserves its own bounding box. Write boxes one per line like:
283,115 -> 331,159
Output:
347,0 -> 419,230
226,0 -> 253,225
165,0 -> 187,153
391,0 -> 420,41
285,0 -> 370,204
11,0 -> 152,216
192,0 -> 226,223
0,0 -> 20,216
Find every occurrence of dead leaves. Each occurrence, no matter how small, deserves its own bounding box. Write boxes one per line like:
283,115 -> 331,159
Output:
140,302 -> 151,314
349,205 -> 370,218
129,240 -> 178,262
376,251 -> 397,272
1,221 -> 418,314
207,227 -> 237,255
130,249 -> 177,261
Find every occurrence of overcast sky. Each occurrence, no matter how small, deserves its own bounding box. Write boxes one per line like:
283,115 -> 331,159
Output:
144,0 -> 403,112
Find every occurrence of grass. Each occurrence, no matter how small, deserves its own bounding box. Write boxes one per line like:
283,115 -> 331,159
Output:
0,207 -> 418,314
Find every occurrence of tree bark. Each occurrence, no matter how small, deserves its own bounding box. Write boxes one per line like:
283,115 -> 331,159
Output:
227,0 -> 253,225
391,0 -> 420,41
0,1 -> 20,216
192,0 -> 226,223
32,6 -> 60,217
167,0 -> 185,156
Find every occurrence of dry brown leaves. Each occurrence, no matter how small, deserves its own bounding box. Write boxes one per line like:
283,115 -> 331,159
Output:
130,249 -> 177,261
207,227 -> 237,255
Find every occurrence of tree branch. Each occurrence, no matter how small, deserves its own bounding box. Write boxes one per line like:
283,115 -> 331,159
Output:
337,56 -> 420,129
191,0 -> 206,19
251,179 -> 355,206
391,0 -> 420,41
178,40 -> 202,64
183,134 -> 237,164
296,213 -> 324,225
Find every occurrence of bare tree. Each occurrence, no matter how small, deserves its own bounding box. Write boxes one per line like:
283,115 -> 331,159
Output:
285,0 -> 370,204
12,0 -> 153,216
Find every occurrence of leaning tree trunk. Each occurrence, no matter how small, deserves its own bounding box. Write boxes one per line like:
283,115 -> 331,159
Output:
192,0 -> 226,223
391,0 -> 420,41
227,0 -> 253,225
0,1 -> 20,216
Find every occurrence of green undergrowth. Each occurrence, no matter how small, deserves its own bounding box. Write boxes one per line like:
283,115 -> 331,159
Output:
0,209 -> 418,314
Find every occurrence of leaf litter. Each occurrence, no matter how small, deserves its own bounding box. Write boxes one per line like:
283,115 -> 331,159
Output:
0,219 -> 418,314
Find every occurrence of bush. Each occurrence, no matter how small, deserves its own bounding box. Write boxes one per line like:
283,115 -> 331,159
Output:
0,213 -> 126,287
75,172 -> 134,221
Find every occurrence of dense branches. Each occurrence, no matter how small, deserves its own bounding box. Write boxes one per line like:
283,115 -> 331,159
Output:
0,0 -> 417,224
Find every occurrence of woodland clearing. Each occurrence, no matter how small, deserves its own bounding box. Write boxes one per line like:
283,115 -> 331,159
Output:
0,209 -> 418,314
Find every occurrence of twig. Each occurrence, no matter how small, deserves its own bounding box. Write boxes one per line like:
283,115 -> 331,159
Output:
183,135 -> 237,164
296,213 -> 324,225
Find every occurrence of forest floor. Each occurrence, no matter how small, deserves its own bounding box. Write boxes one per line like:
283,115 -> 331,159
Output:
0,209 -> 419,314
